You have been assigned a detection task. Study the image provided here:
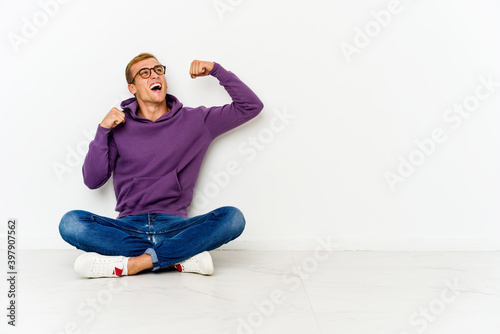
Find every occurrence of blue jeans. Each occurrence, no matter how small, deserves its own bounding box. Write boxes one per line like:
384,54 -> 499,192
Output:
59,206 -> 245,271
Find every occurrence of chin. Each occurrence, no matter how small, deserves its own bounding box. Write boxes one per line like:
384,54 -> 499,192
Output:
150,95 -> 166,103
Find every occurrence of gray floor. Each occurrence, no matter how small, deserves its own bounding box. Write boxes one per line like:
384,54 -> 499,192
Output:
2,249 -> 500,334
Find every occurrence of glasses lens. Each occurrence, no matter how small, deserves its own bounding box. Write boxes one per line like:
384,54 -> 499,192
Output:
139,68 -> 151,79
154,65 -> 165,75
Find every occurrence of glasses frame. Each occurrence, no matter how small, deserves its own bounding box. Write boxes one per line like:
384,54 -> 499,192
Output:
129,65 -> 166,84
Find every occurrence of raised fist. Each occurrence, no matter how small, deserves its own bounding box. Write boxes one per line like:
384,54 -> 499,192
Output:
189,60 -> 215,79
100,107 -> 126,129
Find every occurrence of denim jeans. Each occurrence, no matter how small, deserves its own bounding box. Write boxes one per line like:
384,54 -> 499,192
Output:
59,206 -> 245,270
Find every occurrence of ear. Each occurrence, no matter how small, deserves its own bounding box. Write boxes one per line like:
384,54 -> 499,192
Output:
128,84 -> 136,95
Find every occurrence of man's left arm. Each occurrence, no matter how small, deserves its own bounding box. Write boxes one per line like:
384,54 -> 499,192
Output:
190,60 -> 264,139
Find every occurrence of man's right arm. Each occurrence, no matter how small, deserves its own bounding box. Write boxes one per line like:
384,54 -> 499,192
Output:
82,108 -> 125,189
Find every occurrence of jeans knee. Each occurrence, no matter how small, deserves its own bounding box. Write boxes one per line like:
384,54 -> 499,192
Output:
59,210 -> 86,240
221,206 -> 246,237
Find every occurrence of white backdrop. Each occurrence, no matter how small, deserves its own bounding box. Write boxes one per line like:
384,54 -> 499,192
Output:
1,0 -> 499,250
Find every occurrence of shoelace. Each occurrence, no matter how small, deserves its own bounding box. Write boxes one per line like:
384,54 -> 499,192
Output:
92,259 -> 120,275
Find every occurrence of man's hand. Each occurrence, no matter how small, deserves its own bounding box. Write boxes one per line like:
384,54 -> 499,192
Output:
100,107 -> 126,129
190,60 -> 214,79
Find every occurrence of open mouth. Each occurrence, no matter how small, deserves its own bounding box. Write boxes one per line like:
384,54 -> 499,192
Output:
150,83 -> 162,91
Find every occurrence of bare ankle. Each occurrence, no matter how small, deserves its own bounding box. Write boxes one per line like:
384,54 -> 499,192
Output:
128,254 -> 153,275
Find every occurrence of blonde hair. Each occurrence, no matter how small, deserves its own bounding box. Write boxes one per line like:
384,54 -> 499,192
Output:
125,53 -> 158,84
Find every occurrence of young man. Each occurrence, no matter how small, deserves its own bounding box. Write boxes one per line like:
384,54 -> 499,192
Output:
59,53 -> 263,278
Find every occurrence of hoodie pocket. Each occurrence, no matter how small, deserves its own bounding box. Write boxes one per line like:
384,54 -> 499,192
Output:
122,169 -> 182,207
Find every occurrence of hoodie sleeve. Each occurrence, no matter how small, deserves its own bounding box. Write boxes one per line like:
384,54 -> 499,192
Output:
202,62 -> 264,139
82,125 -> 118,189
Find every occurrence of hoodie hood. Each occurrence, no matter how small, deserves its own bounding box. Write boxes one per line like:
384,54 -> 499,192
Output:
120,94 -> 183,122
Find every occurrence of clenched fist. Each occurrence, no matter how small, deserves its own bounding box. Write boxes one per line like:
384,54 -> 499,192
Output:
100,107 -> 126,129
189,60 -> 214,79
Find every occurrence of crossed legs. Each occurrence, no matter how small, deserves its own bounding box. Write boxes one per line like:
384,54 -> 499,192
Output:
59,207 -> 245,277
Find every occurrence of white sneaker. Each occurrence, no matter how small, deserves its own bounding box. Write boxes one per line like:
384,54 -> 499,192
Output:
74,252 -> 125,278
175,251 -> 214,276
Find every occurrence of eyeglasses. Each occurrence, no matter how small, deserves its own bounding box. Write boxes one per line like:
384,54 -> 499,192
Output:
129,65 -> 166,84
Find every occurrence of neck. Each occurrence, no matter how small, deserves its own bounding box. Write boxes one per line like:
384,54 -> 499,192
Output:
136,99 -> 169,122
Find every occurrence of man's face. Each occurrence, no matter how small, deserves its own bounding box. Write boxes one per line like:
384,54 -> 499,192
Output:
128,58 -> 167,104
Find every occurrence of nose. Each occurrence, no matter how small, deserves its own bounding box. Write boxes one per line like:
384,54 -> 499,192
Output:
150,69 -> 160,79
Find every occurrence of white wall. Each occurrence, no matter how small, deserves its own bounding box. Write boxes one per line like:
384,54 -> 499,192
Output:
1,0 -> 499,250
